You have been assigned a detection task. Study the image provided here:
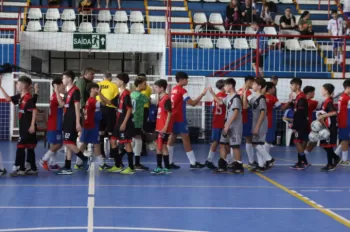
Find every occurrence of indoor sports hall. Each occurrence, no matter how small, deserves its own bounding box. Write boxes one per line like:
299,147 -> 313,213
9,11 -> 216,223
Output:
0,0 -> 350,231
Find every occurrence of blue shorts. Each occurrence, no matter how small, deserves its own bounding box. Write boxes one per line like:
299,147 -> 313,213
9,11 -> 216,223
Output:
333,39 -> 342,49
47,130 -> 63,144
266,127 -> 276,143
339,128 -> 350,141
211,128 -> 223,142
80,127 -> 99,144
172,121 -> 189,134
243,121 -> 252,137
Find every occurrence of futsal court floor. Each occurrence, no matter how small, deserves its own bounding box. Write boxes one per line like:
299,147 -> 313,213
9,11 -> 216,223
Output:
0,141 -> 350,232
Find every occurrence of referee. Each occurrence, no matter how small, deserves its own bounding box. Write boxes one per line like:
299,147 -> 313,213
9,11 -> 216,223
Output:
96,72 -> 119,158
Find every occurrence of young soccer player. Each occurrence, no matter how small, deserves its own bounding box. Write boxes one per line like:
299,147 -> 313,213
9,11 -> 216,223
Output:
131,76 -> 150,170
205,79 -> 227,169
101,73 -> 135,175
318,83 -> 341,171
243,78 -> 275,172
57,71 -> 90,175
39,78 -> 65,171
167,72 -> 208,169
151,79 -> 173,174
303,86 -> 320,157
289,78 -> 310,170
238,75 -> 256,167
79,82 -> 111,170
209,78 -> 244,174
264,82 -> 281,153
334,79 -> 350,165
0,76 -> 38,176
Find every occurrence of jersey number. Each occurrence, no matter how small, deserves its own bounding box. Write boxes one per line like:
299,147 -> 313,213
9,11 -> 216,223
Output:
215,105 -> 223,115
64,133 -> 70,139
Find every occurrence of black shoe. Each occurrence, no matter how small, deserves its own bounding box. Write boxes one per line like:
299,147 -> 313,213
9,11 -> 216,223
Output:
99,164 -> 112,171
230,162 -> 244,174
213,168 -> 227,174
169,163 -> 180,169
190,162 -> 206,169
0,168 -> 7,177
290,162 -> 307,170
248,161 -> 258,169
321,164 -> 335,172
333,155 -> 342,169
265,158 -> 275,170
205,161 -> 217,169
251,166 -> 266,172
134,164 -> 150,171
25,169 -> 38,176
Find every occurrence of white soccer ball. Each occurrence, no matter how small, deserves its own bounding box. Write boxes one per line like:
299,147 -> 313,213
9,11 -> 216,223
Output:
319,128 -> 331,140
150,94 -> 159,105
311,120 -> 324,132
308,131 -> 320,143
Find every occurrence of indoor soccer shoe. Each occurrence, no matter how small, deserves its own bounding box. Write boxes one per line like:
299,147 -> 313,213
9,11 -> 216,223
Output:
135,164 -> 150,171
247,161 -> 258,169
82,159 -> 91,172
10,170 -> 26,177
49,164 -> 61,171
0,168 -> 7,177
38,159 -> 49,171
74,164 -> 84,170
56,168 -> 73,175
265,158 -> 275,169
151,167 -> 163,174
120,167 -> 135,175
321,164 -> 335,172
290,162 -> 307,170
213,168 -> 228,174
333,156 -> 342,169
99,164 -> 112,171
190,162 -> 206,169
230,162 -> 244,174
25,169 -> 38,176
162,168 -> 172,174
169,163 -> 180,169
341,160 -> 350,166
250,166 -> 266,172
205,161 -> 217,169
107,166 -> 122,173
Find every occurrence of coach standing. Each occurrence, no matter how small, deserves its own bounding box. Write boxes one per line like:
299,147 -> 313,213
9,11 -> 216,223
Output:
96,72 -> 119,158
75,68 -> 95,111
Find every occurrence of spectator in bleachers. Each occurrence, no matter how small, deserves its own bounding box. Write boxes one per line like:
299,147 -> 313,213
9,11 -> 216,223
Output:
241,0 -> 257,23
225,0 -> 243,31
48,0 -> 60,7
251,21 -> 267,77
97,0 -> 109,8
327,10 -> 345,63
77,0 -> 95,24
279,7 -> 300,36
298,11 -> 314,39
260,3 -> 274,25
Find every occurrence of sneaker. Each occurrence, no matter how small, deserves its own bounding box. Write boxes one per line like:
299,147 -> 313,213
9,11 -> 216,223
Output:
82,158 -> 91,172
151,167 -> 164,174
135,164 -> 150,171
25,162 -> 31,172
99,164 -> 112,171
265,158 -> 275,169
213,168 -> 227,174
10,170 -> 26,177
0,168 -> 7,177
230,162 -> 244,174
38,159 -> 49,171
247,161 -> 258,169
120,167 -> 135,175
333,156 -> 342,168
227,162 -> 234,169
290,162 -> 307,170
74,164 -> 84,170
25,169 -> 38,176
321,164 -> 335,172
341,160 -> 350,166
49,164 -> 61,171
250,166 -> 266,172
56,168 -> 73,175
162,168 -> 172,174
107,166 -> 123,173
190,162 -> 206,169
169,163 -> 180,169
205,161 -> 217,169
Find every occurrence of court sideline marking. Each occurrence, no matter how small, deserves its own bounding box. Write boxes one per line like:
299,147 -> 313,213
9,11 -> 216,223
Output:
256,172 -> 350,228
88,163 -> 95,232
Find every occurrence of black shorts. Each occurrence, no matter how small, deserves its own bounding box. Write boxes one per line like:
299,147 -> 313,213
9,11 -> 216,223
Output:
99,106 -> 116,133
134,128 -> 142,136
63,121 -> 78,145
155,131 -> 170,145
293,128 -> 309,143
18,131 -> 37,149
320,127 -> 338,148
111,124 -> 134,144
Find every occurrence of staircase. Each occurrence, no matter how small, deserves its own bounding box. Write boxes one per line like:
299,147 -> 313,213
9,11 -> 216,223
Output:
0,0 -> 27,30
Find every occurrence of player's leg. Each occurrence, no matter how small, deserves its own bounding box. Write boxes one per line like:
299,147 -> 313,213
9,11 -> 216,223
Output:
253,134 -> 275,171
0,151 -> 5,176
134,129 -> 149,171
167,130 -> 180,169
11,146 -> 26,177
336,128 -> 350,165
152,132 -> 164,174
206,128 -> 221,169
214,134 -> 229,173
290,128 -> 309,170
304,141 -> 317,157
321,146 -> 340,171
120,142 -> 135,175
229,134 -> 244,174
162,134 -> 171,174
107,137 -> 123,173
180,132 -> 205,168
40,131 -> 62,171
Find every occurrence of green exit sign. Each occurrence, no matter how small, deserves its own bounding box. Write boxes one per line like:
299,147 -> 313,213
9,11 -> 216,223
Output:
73,34 -> 106,50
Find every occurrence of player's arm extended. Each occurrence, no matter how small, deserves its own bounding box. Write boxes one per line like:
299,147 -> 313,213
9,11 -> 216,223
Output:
209,88 -> 223,104
187,88 -> 208,106
0,80 -> 11,102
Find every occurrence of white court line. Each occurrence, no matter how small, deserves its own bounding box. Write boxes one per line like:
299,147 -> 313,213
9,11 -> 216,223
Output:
0,227 -> 208,232
324,190 -> 344,192
88,163 -> 95,232
300,190 -> 319,192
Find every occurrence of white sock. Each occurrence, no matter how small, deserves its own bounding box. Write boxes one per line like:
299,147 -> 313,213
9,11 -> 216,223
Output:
256,149 -> 265,167
168,145 -> 174,164
43,150 -> 54,161
133,138 -> 142,157
76,156 -> 83,165
0,152 -> 4,170
186,151 -> 197,165
256,145 -> 272,162
246,143 -> 255,163
264,143 -> 270,153
49,152 -> 57,165
342,151 -> 348,161
95,155 -> 104,166
335,145 -> 342,156
207,151 -> 215,162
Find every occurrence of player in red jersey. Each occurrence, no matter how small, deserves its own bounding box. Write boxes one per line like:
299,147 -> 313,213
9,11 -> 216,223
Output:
289,78 -> 310,170
318,84 -> 341,171
0,76 -> 38,176
334,79 -> 350,165
39,78 -> 65,171
167,72 -> 208,169
205,79 -> 227,169
57,71 -> 90,175
238,76 -> 256,168
151,79 -> 174,174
